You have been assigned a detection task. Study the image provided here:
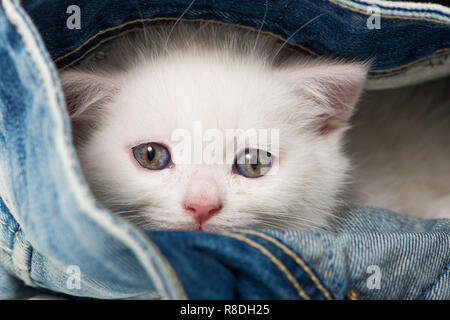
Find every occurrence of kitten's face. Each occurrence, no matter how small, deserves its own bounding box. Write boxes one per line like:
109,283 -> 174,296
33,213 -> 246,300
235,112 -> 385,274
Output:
62,34 -> 366,231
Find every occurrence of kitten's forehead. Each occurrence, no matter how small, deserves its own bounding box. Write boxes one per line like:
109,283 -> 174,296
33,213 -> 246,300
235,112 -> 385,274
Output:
113,52 -> 290,137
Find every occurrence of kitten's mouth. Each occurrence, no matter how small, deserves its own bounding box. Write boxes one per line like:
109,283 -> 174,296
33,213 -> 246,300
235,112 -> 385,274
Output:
194,224 -> 211,231
186,223 -> 220,232
148,219 -> 226,232
164,221 -> 207,231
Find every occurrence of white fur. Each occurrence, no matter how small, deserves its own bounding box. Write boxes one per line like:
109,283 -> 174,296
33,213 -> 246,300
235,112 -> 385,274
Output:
60,22 -> 448,231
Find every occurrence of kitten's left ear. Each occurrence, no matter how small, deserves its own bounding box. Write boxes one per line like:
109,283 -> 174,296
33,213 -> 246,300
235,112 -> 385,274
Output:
59,70 -> 118,119
279,61 -> 368,135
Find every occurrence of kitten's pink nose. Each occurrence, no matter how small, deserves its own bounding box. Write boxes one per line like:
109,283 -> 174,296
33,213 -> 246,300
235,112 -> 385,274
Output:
185,203 -> 222,224
183,175 -> 222,225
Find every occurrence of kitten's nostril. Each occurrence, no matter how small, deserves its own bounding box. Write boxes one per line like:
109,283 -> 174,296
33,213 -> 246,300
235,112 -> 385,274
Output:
185,206 -> 196,213
184,203 -> 222,224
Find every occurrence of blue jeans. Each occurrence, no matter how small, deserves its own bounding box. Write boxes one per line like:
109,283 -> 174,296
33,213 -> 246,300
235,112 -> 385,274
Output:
0,0 -> 449,299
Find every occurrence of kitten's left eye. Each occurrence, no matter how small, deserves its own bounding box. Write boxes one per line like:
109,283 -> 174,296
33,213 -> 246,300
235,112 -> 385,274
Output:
132,142 -> 171,170
234,148 -> 272,178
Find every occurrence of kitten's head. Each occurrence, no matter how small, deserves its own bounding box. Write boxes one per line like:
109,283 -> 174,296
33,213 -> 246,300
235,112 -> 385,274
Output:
60,26 -> 367,231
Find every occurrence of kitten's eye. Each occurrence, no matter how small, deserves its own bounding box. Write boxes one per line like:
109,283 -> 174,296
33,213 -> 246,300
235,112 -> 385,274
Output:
234,149 -> 272,178
132,142 -> 171,170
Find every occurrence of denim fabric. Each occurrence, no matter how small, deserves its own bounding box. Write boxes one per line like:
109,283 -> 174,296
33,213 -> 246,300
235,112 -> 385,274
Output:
0,0 -> 449,299
22,0 -> 450,86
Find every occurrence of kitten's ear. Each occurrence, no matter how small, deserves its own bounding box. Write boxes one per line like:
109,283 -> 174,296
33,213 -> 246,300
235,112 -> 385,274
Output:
279,61 -> 368,135
59,70 -> 118,119
59,70 -> 118,142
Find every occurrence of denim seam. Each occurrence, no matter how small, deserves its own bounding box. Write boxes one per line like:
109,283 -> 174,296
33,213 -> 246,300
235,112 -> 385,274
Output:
0,218 -> 16,234
0,194 -> 20,229
12,227 -> 31,248
10,225 -> 30,271
346,288 -> 358,300
220,230 -> 310,299
0,214 -> 31,247
0,244 -> 28,272
55,17 -> 320,72
0,217 -> 30,266
368,49 -> 450,75
420,261 -> 450,299
53,16 -> 318,66
232,229 -> 333,300
53,16 -> 450,79
59,26 -> 146,71
328,0 -> 450,24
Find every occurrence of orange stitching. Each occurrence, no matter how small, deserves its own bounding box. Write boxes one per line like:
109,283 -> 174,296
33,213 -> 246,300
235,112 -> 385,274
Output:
12,227 -> 31,248
55,17 -> 318,67
0,243 -> 29,270
233,229 -> 333,300
55,16 -> 450,79
347,289 -> 358,300
221,231 -> 310,300
369,49 -> 450,74
0,218 -> 16,234
60,27 -> 145,70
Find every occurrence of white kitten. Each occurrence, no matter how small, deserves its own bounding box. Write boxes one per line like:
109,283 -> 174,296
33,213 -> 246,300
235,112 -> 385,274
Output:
60,23 -> 367,231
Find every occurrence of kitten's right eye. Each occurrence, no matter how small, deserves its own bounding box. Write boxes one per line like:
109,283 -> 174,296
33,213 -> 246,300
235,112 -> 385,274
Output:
132,142 -> 171,170
234,148 -> 272,178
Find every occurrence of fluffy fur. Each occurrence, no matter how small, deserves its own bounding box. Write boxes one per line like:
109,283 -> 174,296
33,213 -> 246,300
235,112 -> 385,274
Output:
347,78 -> 450,219
59,22 -> 449,231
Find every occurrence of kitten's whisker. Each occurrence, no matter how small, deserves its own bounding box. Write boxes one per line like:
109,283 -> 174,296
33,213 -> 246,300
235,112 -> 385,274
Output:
163,0 -> 197,54
258,216 -> 322,229
271,13 -> 326,64
186,22 -> 210,45
254,218 -> 321,230
134,0 -> 150,50
252,0 -> 269,54
237,208 -> 327,230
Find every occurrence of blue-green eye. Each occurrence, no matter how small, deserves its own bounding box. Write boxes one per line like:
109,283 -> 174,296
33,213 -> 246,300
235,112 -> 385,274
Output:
234,149 -> 272,178
133,142 -> 171,170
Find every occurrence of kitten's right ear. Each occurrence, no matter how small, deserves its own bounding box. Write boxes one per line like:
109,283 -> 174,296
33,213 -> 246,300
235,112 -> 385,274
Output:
59,70 -> 118,142
277,60 -> 368,136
